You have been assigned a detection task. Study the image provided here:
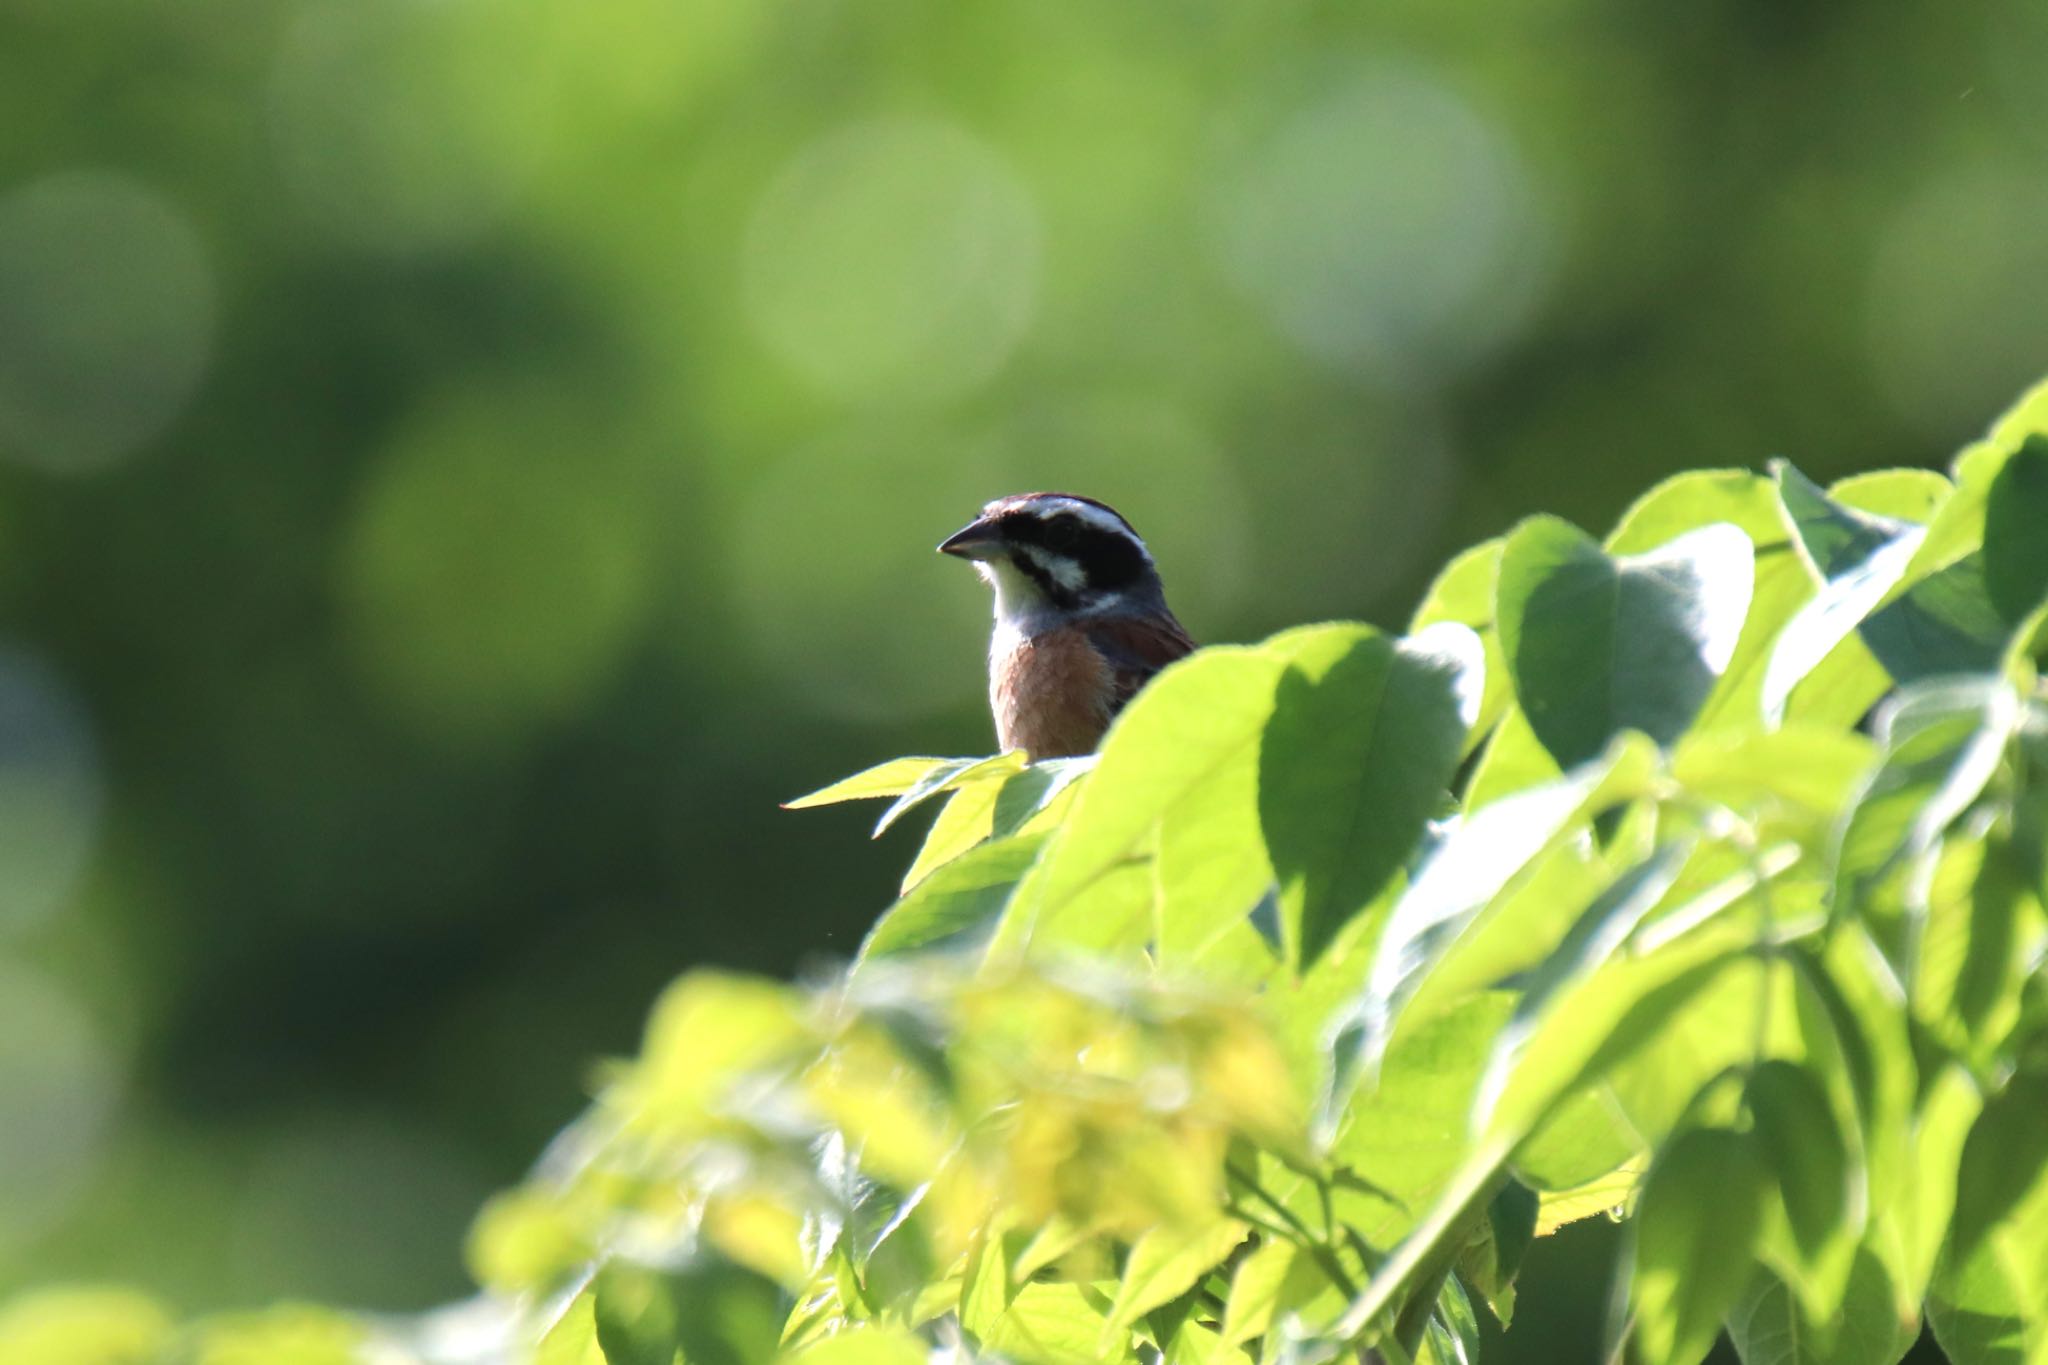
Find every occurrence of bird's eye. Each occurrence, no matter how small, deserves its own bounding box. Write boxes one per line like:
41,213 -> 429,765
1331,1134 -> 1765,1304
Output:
1043,516 -> 1081,552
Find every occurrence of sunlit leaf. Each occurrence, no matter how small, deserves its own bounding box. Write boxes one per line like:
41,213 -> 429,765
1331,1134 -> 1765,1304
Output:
1608,469 -> 1813,735
1498,516 -> 1753,767
1105,1218 -> 1249,1336
783,756 -> 986,810
1000,647 -> 1284,957
537,1288 -> 607,1365
859,830 -> 1049,963
1327,994 -> 1517,1246
1929,1072 -> 2048,1365
630,974 -> 810,1131
1746,1061 -> 1858,1331
1631,1126 -> 1770,1365
467,1186 -> 591,1296
0,1287 -> 173,1365
1532,1161 -> 1641,1235
1220,1239 -> 1297,1347
779,1326 -> 928,1365
1747,1062 -> 1853,1255
1470,844 -> 1694,1129
1762,463 -> 1926,726
185,1307 -> 366,1365
871,751 -> 1030,836
1258,623 -> 1475,969
1344,735 -> 1656,1087
1669,725 -> 1875,821
1410,538 -> 1509,751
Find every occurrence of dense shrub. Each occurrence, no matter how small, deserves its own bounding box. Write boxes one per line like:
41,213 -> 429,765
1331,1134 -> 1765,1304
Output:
10,381 -> 2048,1365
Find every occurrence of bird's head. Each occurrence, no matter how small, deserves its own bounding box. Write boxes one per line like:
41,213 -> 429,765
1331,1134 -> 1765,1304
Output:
938,492 -> 1165,627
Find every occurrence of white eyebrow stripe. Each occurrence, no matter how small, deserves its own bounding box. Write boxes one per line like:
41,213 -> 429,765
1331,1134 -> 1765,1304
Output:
1043,497 -> 1139,541
1016,543 -> 1088,592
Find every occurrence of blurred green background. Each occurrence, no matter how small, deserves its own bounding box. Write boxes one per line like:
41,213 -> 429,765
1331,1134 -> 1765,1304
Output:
1,0 -> 2044,1356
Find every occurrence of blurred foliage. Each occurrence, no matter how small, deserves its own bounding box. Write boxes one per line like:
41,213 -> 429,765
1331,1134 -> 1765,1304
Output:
2,0 -> 2047,1358
9,378 -> 2048,1362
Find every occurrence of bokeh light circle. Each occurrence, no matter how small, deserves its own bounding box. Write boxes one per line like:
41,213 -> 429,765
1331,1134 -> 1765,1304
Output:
0,962 -> 120,1253
0,645 -> 105,937
0,172 -> 214,475
742,118 -> 1042,403
338,392 -> 659,745
1864,161 -> 2048,443
1210,61 -> 1553,387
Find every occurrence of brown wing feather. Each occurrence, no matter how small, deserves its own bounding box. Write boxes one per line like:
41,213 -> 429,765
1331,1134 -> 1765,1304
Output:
1087,611 -> 1197,714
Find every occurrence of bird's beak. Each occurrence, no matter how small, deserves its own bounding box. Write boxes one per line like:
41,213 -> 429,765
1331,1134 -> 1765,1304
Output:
938,516 -> 1003,561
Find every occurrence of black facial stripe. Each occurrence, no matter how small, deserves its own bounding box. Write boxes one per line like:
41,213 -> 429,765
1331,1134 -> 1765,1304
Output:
1010,547 -> 1080,610
1001,512 -> 1149,593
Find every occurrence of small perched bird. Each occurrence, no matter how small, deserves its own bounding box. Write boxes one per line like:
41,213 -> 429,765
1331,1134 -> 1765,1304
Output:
939,492 -> 1195,759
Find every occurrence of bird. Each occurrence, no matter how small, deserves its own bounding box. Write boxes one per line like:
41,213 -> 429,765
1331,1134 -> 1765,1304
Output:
938,492 -> 1195,760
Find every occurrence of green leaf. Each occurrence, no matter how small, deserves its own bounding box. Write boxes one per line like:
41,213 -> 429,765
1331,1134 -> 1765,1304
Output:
998,647 -> 1283,956
783,756 -> 987,810
1631,1126 -> 1772,1365
1328,993 -> 1519,1246
858,831 -> 1050,963
467,1186 -> 591,1296
1669,726 -> 1876,822
1471,843 -> 1696,1128
183,1307 -> 367,1365
1985,435 -> 2048,623
538,1288 -> 608,1365
1608,470 -> 1817,734
0,1287 -> 173,1365
1484,920 -> 1760,1147
1836,678 -> 2023,984
594,1257 -> 786,1365
1462,703 -> 1565,811
963,1229 -> 1118,1365
1220,1239 -> 1297,1347
1410,538 -> 1510,754
1901,431 -> 2023,596
1916,836 -> 2041,1064
1776,462 -> 1910,577
779,1327 -> 928,1365
1258,623 -> 1477,969
1884,1064 -> 1984,1311
1762,464 -> 1925,725
1454,1178 -> 1538,1324
1746,1061 -> 1859,1333
896,757 -> 1089,891
1105,1218 -> 1249,1337
1724,1250 -> 1918,1365
1860,552 -> 2007,685
1746,1061 -> 1853,1259
1497,515 -> 1753,767
1947,1072 -> 2048,1274
869,751 -> 1031,836
1930,1073 -> 2048,1365
1344,734 -> 1656,1089
594,1263 -> 684,1365
1418,1271 -> 1483,1365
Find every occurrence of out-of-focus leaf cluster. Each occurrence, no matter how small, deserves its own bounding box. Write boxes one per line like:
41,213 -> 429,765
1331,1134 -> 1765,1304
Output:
10,382 -> 2048,1363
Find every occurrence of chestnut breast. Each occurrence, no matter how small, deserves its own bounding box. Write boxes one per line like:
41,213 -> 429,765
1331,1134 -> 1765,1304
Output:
990,625 -> 1114,760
